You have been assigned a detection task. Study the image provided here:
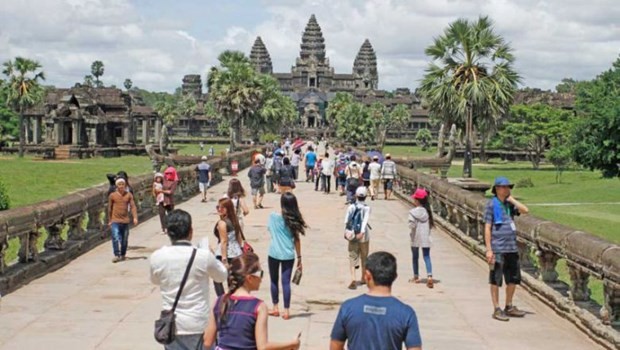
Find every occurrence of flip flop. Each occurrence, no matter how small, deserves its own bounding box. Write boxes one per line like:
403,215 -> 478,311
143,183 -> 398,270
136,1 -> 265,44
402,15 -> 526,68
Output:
282,313 -> 290,320
268,310 -> 280,317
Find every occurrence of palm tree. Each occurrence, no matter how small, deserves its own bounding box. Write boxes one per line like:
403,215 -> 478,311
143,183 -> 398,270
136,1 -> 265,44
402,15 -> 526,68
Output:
91,60 -> 104,87
419,16 -> 520,177
207,50 -> 263,151
2,57 -> 45,158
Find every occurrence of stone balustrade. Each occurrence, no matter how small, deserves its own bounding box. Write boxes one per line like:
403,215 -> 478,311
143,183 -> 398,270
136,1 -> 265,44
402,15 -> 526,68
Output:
0,148 -> 258,295
394,164 -> 619,349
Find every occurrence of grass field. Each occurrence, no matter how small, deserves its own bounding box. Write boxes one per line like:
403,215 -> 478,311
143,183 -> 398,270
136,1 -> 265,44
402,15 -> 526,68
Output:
173,142 -> 229,156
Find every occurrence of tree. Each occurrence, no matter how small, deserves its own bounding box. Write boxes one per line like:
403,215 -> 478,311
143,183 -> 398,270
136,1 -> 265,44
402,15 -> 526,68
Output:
498,104 -> 574,169
326,92 -> 354,138
416,128 -> 433,151
546,143 -> 572,183
334,102 -> 375,145
207,50 -> 263,151
372,103 -> 409,150
555,78 -> 577,93
419,16 -> 520,177
2,57 -> 45,157
91,60 -> 104,87
571,57 -> 620,177
83,75 -> 94,87
0,82 -> 18,141
123,78 -> 132,91
154,101 -> 177,155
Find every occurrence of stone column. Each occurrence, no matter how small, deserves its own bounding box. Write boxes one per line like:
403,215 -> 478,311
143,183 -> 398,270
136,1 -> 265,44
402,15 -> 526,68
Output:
142,119 -> 149,144
154,118 -> 161,143
25,118 -> 31,144
538,250 -> 560,283
122,123 -> 130,144
33,117 -> 41,144
568,263 -> 590,301
55,122 -> 63,144
72,120 -> 80,145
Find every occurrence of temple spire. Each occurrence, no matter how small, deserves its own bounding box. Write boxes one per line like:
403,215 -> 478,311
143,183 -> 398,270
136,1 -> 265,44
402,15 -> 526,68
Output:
299,14 -> 326,63
353,38 -> 378,89
250,36 -> 273,74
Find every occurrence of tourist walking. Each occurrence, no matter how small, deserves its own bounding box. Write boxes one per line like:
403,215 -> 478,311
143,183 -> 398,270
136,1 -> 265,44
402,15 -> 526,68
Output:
335,154 -> 348,196
304,146 -> 317,182
195,156 -> 212,203
150,209 -> 227,350
408,188 -> 435,288
330,251 -> 422,350
314,157 -> 323,191
278,157 -> 296,193
368,155 -> 381,200
265,152 -> 275,193
380,153 -> 397,200
344,187 -> 371,290
213,197 -> 245,297
152,173 -> 167,234
161,167 -> 178,227
267,192 -> 307,320
361,158 -> 371,191
106,170 -> 133,195
291,148 -> 301,180
271,151 -> 284,193
321,152 -> 334,194
107,177 -> 138,263
203,253 -> 301,349
227,178 -> 250,230
248,158 -> 267,209
484,176 -> 529,321
345,155 -> 362,204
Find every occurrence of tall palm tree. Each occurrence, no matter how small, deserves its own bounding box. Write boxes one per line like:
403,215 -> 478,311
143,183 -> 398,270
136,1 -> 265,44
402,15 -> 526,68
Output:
419,16 -> 520,177
91,60 -> 104,87
207,50 -> 263,151
2,57 -> 45,158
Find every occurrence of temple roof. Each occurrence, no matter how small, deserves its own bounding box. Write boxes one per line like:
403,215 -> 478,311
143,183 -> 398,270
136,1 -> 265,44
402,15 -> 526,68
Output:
299,14 -> 326,64
353,39 -> 377,76
250,36 -> 273,74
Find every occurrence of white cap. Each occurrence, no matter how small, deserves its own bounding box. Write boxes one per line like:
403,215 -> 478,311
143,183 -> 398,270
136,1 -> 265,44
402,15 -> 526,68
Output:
355,187 -> 367,197
201,155 -> 207,160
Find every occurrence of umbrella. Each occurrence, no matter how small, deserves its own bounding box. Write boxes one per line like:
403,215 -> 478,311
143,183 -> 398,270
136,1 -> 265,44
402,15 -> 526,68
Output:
366,150 -> 384,164
292,139 -> 306,150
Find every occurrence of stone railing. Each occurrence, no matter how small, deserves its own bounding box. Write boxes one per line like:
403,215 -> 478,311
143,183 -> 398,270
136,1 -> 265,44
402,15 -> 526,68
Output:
0,148 -> 258,295
394,165 -> 619,349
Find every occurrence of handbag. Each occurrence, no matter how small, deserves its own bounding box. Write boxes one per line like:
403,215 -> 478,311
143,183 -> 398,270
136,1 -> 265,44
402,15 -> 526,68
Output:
154,248 -> 197,345
242,241 -> 254,254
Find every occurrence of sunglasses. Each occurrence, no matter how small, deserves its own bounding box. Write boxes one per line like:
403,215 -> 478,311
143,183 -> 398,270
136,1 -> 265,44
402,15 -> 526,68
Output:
251,270 -> 264,278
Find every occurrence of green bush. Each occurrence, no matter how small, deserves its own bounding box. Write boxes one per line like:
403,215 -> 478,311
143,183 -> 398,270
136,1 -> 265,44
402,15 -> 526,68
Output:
516,177 -> 534,188
0,178 -> 10,210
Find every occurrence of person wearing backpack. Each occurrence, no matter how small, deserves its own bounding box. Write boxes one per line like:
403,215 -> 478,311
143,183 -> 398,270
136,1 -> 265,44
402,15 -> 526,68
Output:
345,155 -> 362,204
343,187 -> 371,290
271,151 -> 284,193
334,154 -> 348,196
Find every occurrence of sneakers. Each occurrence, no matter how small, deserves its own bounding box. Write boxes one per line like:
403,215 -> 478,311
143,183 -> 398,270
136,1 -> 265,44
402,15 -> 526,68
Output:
492,308 -> 510,322
347,281 -> 357,290
426,277 -> 434,289
504,305 -> 526,317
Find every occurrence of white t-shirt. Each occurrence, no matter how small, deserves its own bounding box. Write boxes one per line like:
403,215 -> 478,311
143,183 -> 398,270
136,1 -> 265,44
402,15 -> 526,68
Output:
346,162 -> 362,179
150,243 -> 227,334
368,162 -> 381,180
321,159 -> 335,176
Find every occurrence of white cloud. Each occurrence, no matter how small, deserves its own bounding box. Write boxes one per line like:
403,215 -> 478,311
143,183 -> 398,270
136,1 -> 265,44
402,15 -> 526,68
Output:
0,0 -> 618,92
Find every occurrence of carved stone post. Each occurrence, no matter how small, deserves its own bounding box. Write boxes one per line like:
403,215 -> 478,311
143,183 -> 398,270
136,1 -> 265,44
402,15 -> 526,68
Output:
33,117 -> 41,144
72,120 -> 80,145
18,231 -> 40,263
154,119 -> 161,143
517,241 -> 534,270
67,215 -> 85,240
567,264 -> 590,301
44,224 -> 65,250
122,123 -> 130,144
0,237 -> 8,273
537,250 -> 559,282
86,208 -> 104,238
602,282 -> 619,326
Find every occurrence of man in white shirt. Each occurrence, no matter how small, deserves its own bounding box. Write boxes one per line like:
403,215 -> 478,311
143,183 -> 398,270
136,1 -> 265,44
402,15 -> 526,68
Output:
368,155 -> 382,201
321,152 -> 335,194
343,187 -> 371,290
150,209 -> 227,350
380,153 -> 398,200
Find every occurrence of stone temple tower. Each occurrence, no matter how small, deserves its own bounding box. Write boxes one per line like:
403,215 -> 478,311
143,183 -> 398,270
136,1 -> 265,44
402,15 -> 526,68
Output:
299,14 -> 327,64
250,36 -> 273,74
353,39 -> 378,89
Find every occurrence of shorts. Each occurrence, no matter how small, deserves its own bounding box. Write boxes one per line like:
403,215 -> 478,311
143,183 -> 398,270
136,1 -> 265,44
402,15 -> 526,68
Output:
383,179 -> 394,191
363,180 -> 370,187
337,176 -> 347,188
199,182 -> 208,192
251,185 -> 265,196
348,240 -> 369,269
489,252 -> 521,286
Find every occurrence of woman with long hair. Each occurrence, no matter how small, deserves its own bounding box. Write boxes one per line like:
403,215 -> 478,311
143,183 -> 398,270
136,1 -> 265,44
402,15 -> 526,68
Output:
408,188 -> 435,288
227,178 -> 250,229
213,197 -> 244,296
152,172 -> 166,234
267,192 -> 307,320
204,253 -> 301,350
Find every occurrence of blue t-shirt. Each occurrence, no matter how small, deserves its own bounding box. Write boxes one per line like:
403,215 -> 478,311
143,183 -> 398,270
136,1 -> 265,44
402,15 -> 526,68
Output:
305,152 -> 317,167
331,294 -> 422,350
484,199 -> 518,253
196,163 -> 210,183
267,212 -> 295,260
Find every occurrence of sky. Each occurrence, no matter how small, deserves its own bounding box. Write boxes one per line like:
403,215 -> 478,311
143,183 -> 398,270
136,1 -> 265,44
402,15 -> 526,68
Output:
1,0 -> 619,93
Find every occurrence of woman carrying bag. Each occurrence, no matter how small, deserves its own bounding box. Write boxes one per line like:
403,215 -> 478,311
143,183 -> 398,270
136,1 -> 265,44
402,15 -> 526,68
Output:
213,197 -> 244,296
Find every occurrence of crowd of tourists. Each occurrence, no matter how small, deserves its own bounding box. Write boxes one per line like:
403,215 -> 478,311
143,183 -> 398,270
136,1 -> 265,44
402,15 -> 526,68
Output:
106,139 -> 530,349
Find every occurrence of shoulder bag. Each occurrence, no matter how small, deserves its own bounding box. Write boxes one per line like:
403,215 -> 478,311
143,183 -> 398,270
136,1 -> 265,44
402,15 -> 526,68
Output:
154,248 -> 197,345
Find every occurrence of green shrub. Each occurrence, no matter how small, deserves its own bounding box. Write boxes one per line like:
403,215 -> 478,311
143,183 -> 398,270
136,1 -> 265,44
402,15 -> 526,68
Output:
516,177 -> 534,188
0,178 -> 10,210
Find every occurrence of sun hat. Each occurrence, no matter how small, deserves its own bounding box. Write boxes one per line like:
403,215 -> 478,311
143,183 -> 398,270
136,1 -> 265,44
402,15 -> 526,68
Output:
154,172 -> 164,179
385,153 -> 391,159
492,176 -> 514,194
115,177 -> 126,185
355,187 -> 368,197
373,155 -> 379,160
412,188 -> 428,200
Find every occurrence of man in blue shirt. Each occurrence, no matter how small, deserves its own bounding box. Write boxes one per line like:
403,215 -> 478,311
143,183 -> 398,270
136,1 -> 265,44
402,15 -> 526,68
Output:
195,156 -> 212,203
484,176 -> 529,321
330,251 -> 422,350
304,146 -> 317,182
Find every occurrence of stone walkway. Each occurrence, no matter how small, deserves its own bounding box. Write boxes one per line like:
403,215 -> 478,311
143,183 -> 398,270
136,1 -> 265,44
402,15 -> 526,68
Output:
0,167 -> 603,349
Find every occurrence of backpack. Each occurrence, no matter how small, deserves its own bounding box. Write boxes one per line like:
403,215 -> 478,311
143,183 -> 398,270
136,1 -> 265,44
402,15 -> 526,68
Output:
272,157 -> 283,173
344,205 -> 365,241
336,162 -> 347,178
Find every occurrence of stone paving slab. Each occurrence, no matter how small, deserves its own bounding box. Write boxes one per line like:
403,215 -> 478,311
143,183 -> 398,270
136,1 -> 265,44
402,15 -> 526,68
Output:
0,165 -> 603,349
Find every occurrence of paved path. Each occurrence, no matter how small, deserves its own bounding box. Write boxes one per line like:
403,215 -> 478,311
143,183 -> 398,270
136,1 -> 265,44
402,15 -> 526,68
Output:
0,167 -> 602,349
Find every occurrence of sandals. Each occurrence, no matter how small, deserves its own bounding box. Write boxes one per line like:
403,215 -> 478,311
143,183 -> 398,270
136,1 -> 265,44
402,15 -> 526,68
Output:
408,276 -> 420,284
268,310 -> 280,317
282,313 -> 290,320
427,277 -> 434,289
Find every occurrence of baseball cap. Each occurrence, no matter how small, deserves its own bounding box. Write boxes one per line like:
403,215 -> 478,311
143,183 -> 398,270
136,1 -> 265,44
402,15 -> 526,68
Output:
493,176 -> 514,188
201,155 -> 207,160
372,155 -> 379,160
355,187 -> 368,197
385,153 -> 391,158
412,188 -> 428,200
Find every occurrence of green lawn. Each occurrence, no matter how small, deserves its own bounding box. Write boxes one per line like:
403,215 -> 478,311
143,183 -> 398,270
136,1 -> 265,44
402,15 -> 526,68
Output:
173,142 -> 229,156
382,145 -> 436,158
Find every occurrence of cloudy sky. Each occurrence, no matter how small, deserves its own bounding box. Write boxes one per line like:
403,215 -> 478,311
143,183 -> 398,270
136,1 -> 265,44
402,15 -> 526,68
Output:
1,0 -> 618,92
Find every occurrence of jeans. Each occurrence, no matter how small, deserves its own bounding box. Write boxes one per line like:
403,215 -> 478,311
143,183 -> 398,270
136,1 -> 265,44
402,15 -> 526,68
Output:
268,256 -> 295,308
164,333 -> 205,350
412,247 -> 432,277
314,171 -> 321,190
266,175 -> 274,193
292,166 -> 299,180
110,223 -> 129,257
321,174 -> 331,193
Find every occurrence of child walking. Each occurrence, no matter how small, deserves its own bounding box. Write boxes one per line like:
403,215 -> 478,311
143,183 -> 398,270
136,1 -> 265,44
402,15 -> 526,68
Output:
408,188 -> 435,288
